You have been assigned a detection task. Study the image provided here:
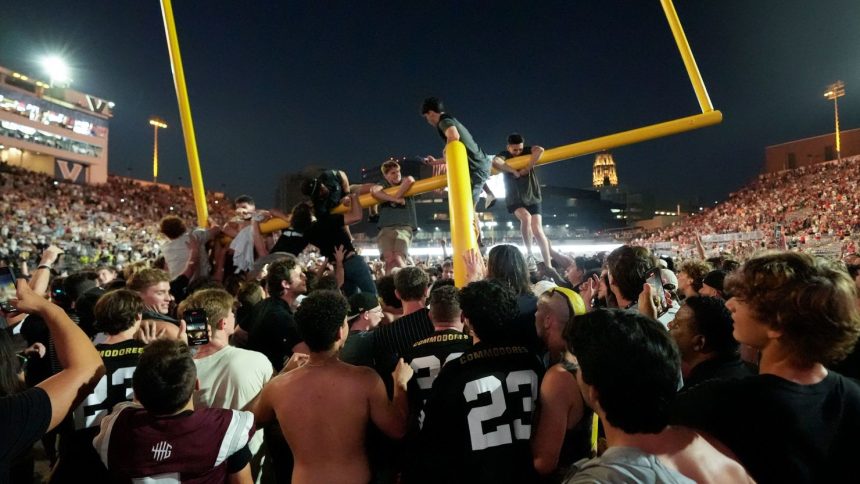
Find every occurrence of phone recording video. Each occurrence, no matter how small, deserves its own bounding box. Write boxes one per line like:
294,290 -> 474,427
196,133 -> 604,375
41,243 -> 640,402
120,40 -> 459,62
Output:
0,266 -> 18,313
645,267 -> 668,317
183,309 -> 210,346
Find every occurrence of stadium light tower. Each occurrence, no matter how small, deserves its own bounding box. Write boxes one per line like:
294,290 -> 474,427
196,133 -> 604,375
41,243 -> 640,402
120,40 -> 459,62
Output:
824,81 -> 846,162
40,56 -> 71,87
149,117 -> 168,183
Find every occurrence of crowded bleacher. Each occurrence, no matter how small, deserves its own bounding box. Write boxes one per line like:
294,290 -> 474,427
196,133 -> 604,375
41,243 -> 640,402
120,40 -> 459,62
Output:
2,132 -> 860,484
635,154 -> 860,260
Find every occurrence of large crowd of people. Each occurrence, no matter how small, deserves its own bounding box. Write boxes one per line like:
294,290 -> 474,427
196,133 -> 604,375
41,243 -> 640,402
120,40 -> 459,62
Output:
0,164 -> 235,273
637,154 -> 860,260
2,101 -> 860,483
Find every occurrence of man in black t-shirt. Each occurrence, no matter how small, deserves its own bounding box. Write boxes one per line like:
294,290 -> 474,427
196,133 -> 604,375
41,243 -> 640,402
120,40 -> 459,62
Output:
51,289 -> 146,483
492,133 -> 550,266
1,281 -> 103,484
411,280 -> 543,484
671,252 -> 860,483
290,197 -> 376,296
246,256 -> 309,370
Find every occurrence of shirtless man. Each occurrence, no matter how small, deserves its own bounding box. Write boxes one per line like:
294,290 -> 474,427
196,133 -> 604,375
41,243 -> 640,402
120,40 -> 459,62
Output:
253,290 -> 412,484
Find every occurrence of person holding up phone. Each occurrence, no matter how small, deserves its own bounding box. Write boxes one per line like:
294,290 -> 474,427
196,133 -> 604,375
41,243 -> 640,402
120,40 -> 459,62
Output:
179,289 -> 274,481
0,266 -> 18,314
0,279 -> 104,482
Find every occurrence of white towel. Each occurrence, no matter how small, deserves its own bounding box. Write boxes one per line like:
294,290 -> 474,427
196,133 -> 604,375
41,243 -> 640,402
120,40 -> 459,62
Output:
230,225 -> 255,273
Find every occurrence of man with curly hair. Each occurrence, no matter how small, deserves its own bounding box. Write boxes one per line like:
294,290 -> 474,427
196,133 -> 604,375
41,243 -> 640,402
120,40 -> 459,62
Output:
411,280 -> 544,483
671,251 -> 860,482
675,259 -> 711,300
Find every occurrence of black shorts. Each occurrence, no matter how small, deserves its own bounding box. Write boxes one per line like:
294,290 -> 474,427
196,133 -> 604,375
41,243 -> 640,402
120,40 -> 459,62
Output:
507,203 -> 541,215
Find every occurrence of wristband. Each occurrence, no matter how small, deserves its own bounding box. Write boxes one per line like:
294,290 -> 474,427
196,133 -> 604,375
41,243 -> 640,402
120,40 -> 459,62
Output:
37,264 -> 52,270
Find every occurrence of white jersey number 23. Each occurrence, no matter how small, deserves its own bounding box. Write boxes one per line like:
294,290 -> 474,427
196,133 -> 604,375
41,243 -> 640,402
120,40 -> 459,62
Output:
463,370 -> 538,451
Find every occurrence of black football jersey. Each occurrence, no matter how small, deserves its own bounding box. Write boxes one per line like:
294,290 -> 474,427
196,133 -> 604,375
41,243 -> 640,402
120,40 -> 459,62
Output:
404,329 -> 472,430
52,339 -> 144,483
410,343 -> 544,484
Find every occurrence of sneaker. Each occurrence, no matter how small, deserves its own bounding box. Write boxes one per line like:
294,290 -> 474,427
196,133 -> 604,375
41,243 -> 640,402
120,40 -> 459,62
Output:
484,194 -> 497,210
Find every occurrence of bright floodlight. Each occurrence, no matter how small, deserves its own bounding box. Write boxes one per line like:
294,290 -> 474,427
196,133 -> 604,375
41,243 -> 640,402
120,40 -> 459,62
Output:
149,117 -> 168,129
41,56 -> 70,86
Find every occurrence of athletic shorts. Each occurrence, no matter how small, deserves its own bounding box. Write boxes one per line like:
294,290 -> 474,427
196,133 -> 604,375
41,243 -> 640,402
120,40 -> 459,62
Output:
507,202 -> 542,215
377,225 -> 413,255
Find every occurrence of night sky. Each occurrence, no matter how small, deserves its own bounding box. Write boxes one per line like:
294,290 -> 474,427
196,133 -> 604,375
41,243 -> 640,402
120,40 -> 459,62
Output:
1,0 -> 858,209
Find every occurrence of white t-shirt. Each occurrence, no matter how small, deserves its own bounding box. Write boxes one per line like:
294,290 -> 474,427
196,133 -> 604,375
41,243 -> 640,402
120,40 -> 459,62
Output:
161,229 -> 212,280
194,345 -> 273,453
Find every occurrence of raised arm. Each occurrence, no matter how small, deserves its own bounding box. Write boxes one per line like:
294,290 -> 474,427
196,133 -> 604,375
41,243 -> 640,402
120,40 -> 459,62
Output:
29,245 -> 64,296
333,245 -> 346,289
12,280 -> 105,430
695,234 -> 707,260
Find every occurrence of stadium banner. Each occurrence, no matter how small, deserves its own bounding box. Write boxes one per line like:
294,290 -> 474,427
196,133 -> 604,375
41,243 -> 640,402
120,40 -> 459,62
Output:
55,159 -> 88,185
701,231 -> 763,243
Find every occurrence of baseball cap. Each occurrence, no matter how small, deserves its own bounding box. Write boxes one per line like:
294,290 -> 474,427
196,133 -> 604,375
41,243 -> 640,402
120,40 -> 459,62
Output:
348,293 -> 380,320
702,270 -> 727,293
660,269 -> 678,290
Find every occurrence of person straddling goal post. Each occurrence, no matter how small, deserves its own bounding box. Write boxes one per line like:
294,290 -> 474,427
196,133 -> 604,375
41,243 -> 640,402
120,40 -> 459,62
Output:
371,159 -> 417,273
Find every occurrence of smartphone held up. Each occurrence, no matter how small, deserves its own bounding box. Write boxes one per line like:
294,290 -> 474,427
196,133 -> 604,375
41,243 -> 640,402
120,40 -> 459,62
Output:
0,266 -> 18,313
183,309 -> 210,346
